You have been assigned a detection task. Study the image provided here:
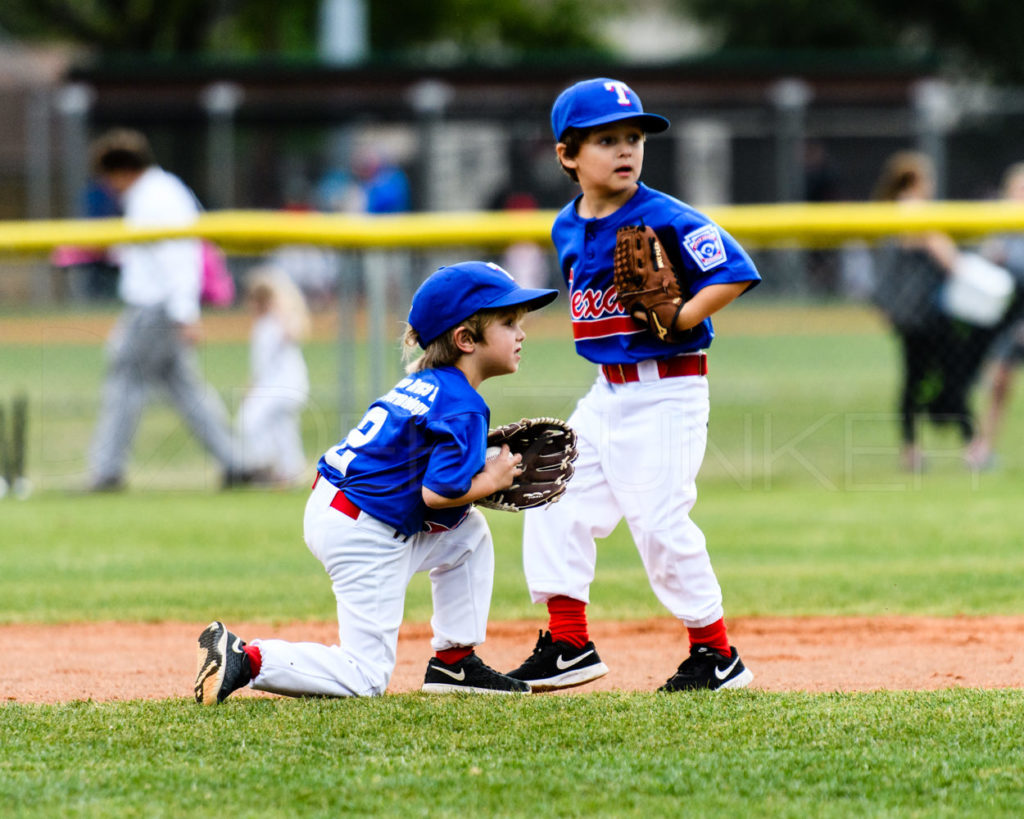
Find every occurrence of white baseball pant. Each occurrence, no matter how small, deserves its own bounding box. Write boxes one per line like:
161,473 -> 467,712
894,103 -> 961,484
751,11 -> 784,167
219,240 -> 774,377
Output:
522,367 -> 724,627
250,476 -> 494,697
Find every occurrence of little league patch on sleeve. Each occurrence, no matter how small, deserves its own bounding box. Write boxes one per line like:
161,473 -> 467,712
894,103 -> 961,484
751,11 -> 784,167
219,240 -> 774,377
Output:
683,226 -> 728,272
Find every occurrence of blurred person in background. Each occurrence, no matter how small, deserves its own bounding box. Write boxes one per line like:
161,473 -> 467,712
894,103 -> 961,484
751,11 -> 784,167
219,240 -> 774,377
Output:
320,145 -> 412,216
352,146 -> 411,215
51,176 -> 122,302
236,267 -> 311,487
871,151 -> 969,471
966,162 -> 1024,470
87,129 -> 252,491
802,140 -> 843,296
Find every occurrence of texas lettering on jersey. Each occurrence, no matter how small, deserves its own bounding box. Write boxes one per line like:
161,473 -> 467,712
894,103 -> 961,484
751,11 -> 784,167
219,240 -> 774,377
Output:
568,266 -> 644,340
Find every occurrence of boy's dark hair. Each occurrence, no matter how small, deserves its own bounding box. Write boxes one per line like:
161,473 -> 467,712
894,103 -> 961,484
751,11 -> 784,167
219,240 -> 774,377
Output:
403,306 -> 525,373
556,124 -> 647,183
90,129 -> 155,176
557,127 -> 586,182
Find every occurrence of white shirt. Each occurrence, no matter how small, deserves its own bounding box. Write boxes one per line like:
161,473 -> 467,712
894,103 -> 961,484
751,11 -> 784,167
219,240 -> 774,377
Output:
250,314 -> 310,398
115,166 -> 202,324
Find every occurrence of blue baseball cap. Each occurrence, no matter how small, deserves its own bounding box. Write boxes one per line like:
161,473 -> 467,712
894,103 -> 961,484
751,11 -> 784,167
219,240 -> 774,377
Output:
408,261 -> 558,348
551,77 -> 670,141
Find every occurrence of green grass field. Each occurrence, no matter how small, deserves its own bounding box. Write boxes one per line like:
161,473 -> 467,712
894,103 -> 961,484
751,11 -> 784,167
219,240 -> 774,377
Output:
3,303 -> 1024,817
5,692 -> 1024,817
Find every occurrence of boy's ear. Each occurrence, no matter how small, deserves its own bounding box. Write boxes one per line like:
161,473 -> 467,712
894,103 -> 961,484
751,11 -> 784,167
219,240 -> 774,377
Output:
555,142 -> 576,169
452,325 -> 476,353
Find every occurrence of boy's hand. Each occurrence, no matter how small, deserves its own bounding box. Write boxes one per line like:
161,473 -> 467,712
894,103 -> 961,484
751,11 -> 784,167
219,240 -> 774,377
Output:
476,418 -> 579,512
482,443 -> 522,491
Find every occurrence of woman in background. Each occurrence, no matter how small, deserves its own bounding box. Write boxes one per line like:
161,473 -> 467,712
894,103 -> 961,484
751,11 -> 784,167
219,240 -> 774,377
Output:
872,151 -> 966,471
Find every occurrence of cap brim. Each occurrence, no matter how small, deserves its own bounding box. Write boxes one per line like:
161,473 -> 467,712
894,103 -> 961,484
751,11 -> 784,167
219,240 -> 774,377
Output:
488,287 -> 559,312
559,112 -> 670,140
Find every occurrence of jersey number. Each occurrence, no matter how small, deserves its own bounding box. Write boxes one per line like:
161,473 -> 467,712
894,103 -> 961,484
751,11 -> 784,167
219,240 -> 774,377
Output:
333,405 -> 388,475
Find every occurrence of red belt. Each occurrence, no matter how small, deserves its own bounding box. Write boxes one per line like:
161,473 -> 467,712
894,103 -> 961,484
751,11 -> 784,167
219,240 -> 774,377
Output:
313,473 -> 455,535
329,489 -> 361,520
601,354 -> 707,384
312,473 -> 361,520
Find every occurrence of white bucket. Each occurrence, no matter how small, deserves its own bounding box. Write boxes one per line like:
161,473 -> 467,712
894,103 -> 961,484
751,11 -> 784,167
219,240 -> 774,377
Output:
942,252 -> 1014,327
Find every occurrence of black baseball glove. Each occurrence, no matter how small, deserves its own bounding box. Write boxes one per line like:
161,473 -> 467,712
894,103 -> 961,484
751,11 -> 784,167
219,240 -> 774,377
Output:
476,417 -> 578,512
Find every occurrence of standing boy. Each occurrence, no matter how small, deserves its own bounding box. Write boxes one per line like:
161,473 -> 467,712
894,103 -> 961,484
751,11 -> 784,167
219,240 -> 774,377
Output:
506,78 -> 761,692
195,261 -> 557,703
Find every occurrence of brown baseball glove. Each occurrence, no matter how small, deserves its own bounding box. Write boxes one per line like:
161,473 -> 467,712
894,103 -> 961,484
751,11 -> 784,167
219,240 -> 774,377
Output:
613,224 -> 687,343
476,418 -> 578,512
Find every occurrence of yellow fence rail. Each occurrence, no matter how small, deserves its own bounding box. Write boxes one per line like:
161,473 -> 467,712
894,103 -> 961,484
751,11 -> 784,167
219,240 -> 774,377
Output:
4,202 -> 1024,253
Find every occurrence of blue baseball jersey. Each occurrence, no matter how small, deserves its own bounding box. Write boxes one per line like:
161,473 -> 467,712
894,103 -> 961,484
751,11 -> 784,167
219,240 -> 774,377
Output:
317,366 -> 488,537
553,182 -> 761,364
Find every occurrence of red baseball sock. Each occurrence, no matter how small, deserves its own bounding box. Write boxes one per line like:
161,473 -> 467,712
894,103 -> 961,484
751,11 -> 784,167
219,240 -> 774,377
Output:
436,646 -> 473,666
687,618 -> 731,656
547,596 -> 589,649
243,644 -> 262,679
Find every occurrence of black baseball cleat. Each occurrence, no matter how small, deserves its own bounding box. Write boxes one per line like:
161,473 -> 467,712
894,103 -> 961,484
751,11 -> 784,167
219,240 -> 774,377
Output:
505,630 -> 609,691
87,475 -> 125,493
221,468 -> 258,490
194,621 -> 252,705
421,653 -> 531,694
658,644 -> 753,692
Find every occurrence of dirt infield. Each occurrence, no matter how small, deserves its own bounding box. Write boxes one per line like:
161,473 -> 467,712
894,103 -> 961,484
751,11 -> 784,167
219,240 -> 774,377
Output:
4,615 -> 1022,704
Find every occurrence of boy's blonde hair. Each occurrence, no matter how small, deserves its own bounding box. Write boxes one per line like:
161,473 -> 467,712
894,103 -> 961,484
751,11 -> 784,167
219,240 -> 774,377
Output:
245,266 -> 312,341
402,306 -> 525,373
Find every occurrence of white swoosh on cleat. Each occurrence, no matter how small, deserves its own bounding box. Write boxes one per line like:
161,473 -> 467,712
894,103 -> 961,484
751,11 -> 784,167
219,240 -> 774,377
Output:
714,656 -> 741,681
434,666 -> 466,681
556,650 -> 594,670
230,636 -> 245,654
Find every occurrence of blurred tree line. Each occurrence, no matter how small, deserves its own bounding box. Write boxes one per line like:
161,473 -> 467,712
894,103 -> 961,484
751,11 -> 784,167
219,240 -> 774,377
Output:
1,0 -> 1022,82
677,0 -> 1024,83
0,0 -> 614,58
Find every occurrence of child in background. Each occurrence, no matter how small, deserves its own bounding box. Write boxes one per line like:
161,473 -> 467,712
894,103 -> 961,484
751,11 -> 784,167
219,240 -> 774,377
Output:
195,261 -> 557,703
237,268 -> 311,486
